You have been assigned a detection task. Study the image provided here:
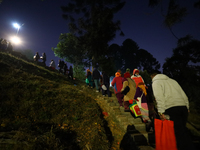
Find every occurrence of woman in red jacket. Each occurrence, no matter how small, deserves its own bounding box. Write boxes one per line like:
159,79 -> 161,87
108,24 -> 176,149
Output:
111,72 -> 124,107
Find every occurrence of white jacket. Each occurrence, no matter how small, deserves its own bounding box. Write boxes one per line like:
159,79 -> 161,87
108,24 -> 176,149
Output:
152,74 -> 189,113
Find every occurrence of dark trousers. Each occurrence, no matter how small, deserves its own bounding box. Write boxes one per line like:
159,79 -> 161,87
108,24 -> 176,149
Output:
165,106 -> 196,150
116,92 -> 124,106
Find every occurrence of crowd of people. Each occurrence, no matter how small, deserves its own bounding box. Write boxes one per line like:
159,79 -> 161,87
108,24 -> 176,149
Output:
33,52 -> 73,80
85,67 -> 195,150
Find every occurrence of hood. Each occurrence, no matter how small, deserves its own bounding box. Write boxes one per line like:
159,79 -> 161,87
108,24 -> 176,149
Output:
152,74 -> 169,82
133,69 -> 139,75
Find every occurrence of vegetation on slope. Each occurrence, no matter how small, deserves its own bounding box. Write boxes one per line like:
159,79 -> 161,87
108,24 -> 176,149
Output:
0,52 -> 113,150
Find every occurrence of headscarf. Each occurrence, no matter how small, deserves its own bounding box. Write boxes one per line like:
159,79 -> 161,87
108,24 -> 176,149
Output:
115,72 -> 121,77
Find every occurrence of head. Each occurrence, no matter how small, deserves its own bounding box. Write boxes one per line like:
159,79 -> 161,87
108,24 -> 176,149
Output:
150,70 -> 161,80
115,72 -> 121,77
87,69 -> 90,72
126,68 -> 130,73
133,69 -> 139,75
123,72 -> 131,79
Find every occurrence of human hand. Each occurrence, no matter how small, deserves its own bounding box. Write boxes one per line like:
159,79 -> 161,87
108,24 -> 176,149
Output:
159,114 -> 166,121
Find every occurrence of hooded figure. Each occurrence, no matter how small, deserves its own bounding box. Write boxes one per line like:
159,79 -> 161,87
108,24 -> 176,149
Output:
131,69 -> 145,87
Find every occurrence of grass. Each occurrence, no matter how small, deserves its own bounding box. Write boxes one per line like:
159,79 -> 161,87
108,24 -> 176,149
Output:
0,51 -> 125,150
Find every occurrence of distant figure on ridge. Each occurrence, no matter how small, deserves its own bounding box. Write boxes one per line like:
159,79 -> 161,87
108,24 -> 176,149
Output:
41,53 -> 46,65
68,66 -> 73,80
58,60 -> 64,74
63,62 -> 68,75
33,52 -> 40,62
49,59 -> 56,70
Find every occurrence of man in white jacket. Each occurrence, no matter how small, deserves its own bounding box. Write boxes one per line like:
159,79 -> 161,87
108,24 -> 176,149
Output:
151,73 -> 195,150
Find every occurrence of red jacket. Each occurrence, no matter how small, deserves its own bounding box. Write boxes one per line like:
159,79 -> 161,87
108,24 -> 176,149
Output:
111,76 -> 123,94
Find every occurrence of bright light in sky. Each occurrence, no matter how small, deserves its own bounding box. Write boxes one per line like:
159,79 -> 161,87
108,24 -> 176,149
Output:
13,23 -> 20,29
11,36 -> 21,44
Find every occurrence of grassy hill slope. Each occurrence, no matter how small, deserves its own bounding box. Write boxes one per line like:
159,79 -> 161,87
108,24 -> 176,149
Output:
0,52 -> 113,150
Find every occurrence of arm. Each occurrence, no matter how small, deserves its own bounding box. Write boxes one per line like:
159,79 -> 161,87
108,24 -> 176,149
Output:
152,81 -> 165,114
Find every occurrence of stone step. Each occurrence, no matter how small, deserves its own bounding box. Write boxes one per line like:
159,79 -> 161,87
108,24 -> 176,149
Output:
113,110 -> 121,115
131,132 -> 155,146
110,106 -> 120,112
107,102 -> 118,107
128,117 -> 143,124
116,115 -> 128,122
121,122 -> 146,133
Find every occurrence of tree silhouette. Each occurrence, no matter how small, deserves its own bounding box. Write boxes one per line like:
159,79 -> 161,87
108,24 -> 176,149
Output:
163,37 -> 200,106
60,0 -> 126,67
108,38 -> 160,73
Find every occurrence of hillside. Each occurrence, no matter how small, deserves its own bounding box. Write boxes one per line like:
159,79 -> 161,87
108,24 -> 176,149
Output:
1,51 -> 200,150
0,51 -> 125,150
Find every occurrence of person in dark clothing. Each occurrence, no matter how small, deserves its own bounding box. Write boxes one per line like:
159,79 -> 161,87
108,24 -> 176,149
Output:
102,71 -> 111,97
68,66 -> 73,80
63,63 -> 68,75
41,53 -> 46,65
58,60 -> 64,73
92,68 -> 101,92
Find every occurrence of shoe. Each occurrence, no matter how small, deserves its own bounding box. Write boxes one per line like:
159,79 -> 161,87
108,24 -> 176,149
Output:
96,90 -> 99,92
102,95 -> 105,97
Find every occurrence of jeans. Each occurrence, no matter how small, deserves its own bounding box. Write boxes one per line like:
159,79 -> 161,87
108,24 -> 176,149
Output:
94,79 -> 99,90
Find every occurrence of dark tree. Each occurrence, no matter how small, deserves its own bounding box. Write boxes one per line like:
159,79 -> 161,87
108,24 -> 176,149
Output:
137,49 -> 160,73
60,0 -> 126,67
163,37 -> 200,107
108,39 -> 160,73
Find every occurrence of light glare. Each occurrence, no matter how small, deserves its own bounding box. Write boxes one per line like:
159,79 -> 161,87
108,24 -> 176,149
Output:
11,36 -> 21,44
13,23 -> 20,29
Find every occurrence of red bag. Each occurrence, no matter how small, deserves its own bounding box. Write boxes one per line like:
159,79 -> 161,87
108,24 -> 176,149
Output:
154,119 -> 177,150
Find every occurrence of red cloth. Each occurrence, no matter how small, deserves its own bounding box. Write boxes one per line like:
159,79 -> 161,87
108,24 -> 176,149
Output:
132,76 -> 144,87
111,76 -> 123,94
154,119 -> 177,150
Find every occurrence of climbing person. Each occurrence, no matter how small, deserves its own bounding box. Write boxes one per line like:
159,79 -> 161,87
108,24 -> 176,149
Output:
111,72 -> 124,107
151,72 -> 196,150
41,53 -> 46,65
68,66 -> 73,80
121,72 -> 137,112
134,82 -> 151,123
33,52 -> 40,62
58,60 -> 64,74
63,63 -> 68,75
86,69 -> 93,88
131,69 -> 145,87
101,71 -> 111,97
92,67 -> 101,92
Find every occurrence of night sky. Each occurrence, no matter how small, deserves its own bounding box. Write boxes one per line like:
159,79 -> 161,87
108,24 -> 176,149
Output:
0,0 -> 200,71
